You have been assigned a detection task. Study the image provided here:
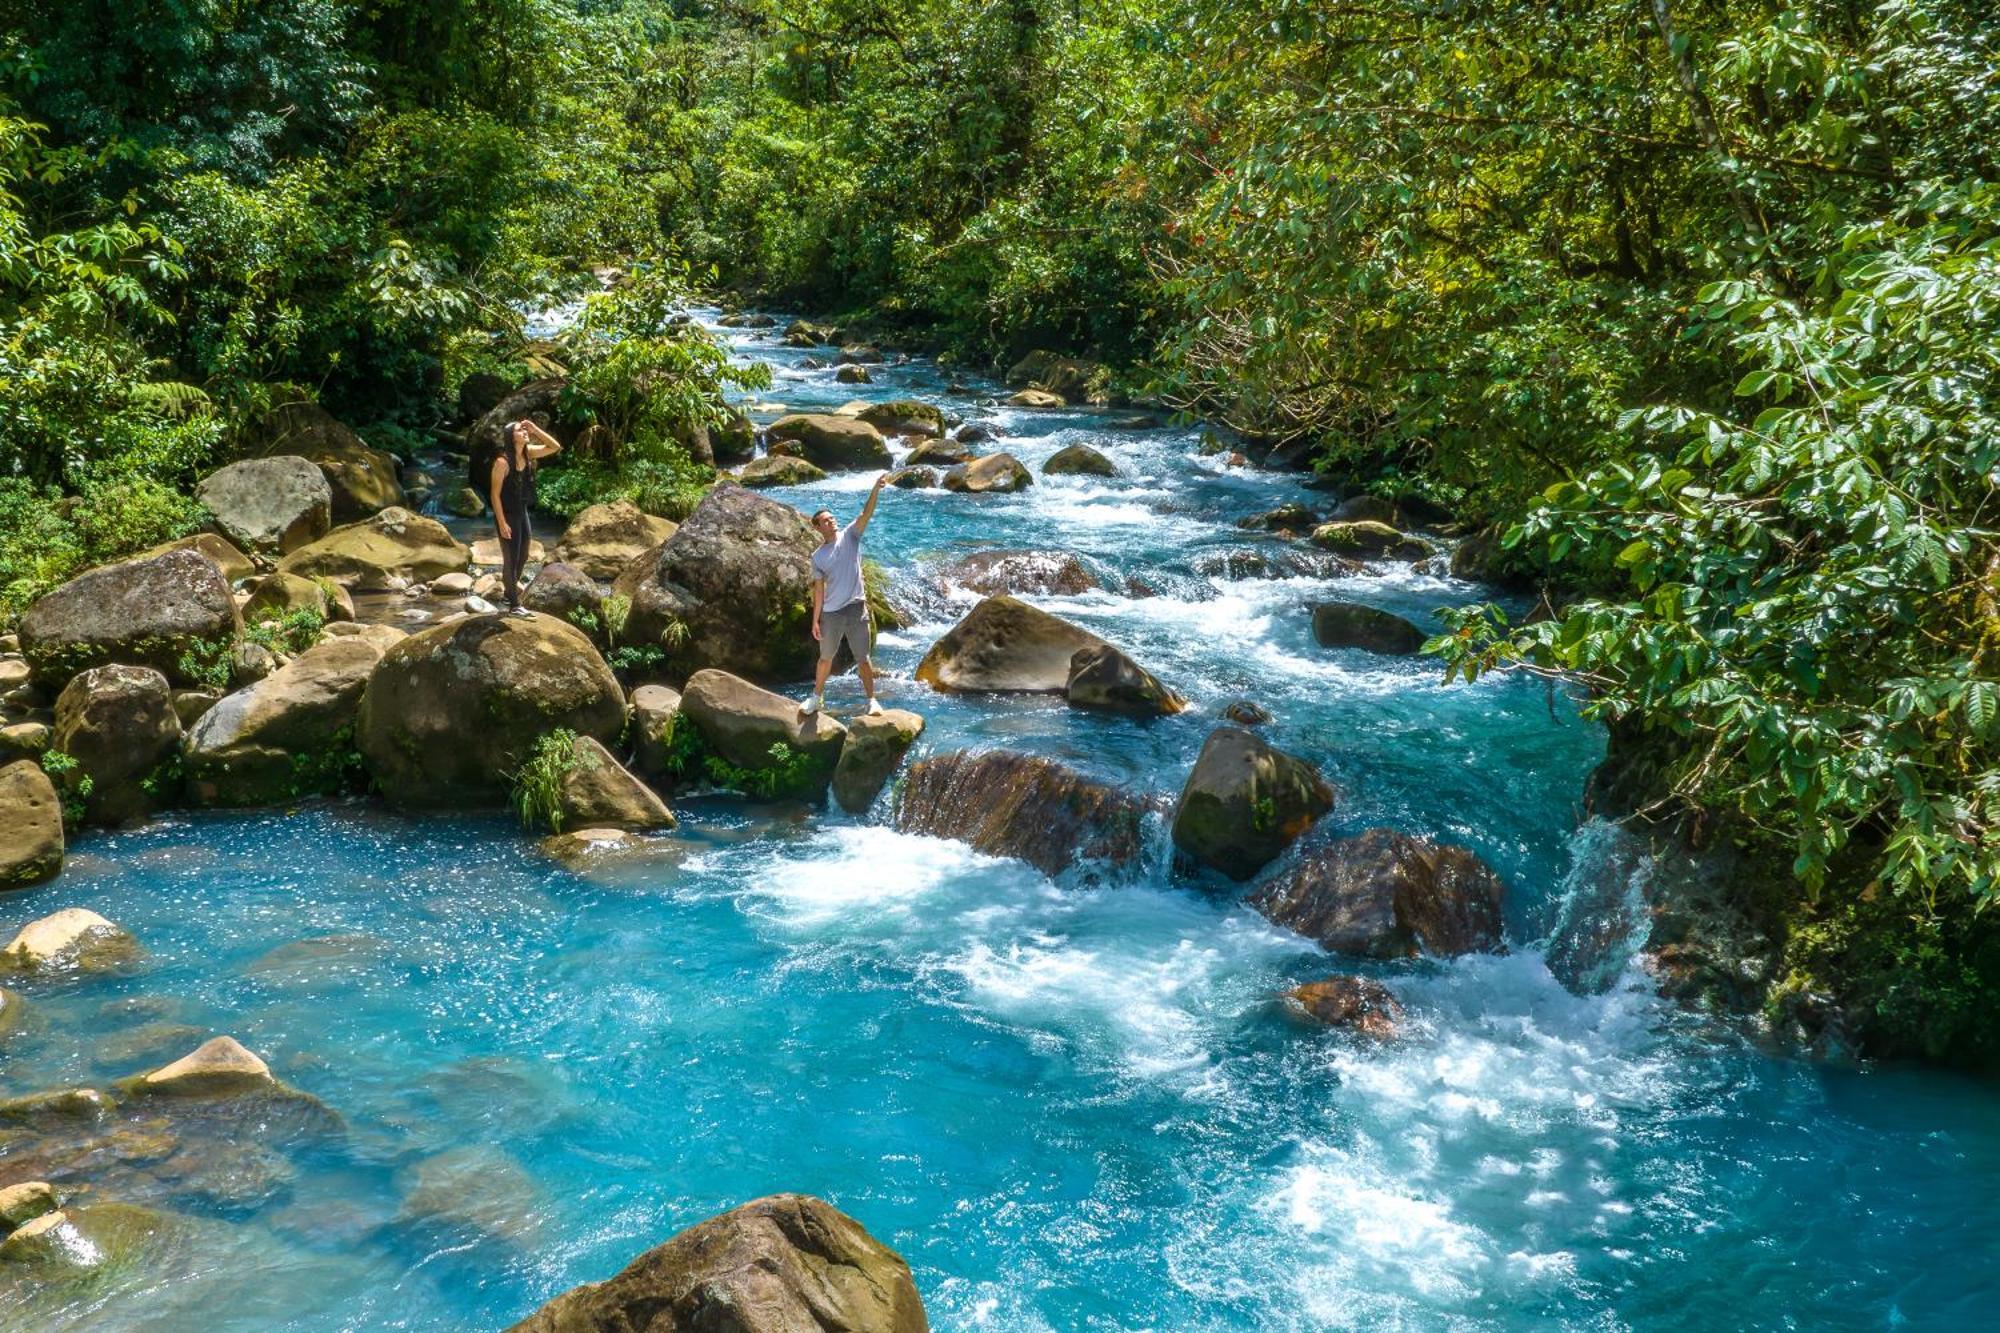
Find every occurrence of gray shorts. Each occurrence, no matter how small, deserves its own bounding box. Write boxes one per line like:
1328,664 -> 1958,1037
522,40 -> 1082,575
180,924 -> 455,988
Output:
818,599 -> 872,663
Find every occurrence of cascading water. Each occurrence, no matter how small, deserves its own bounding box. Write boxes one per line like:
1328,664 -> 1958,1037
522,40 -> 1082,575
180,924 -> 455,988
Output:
1539,817 -> 1661,996
3,306 -> 1996,1331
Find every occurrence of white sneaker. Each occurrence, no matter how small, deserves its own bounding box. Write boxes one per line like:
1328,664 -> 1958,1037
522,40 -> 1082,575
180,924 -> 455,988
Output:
865,698 -> 884,716
799,694 -> 821,716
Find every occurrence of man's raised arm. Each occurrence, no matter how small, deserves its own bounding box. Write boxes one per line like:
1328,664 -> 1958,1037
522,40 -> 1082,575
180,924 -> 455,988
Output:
852,472 -> 889,537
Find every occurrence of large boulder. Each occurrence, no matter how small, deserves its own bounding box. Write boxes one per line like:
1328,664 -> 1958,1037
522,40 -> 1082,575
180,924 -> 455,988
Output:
556,735 -> 676,831
18,548 -> 240,688
507,1193 -> 926,1333
184,635 -> 388,805
903,437 -> 976,467
857,400 -> 945,437
677,669 -> 847,799
1310,602 -> 1428,655
1310,520 -> 1431,562
1065,644 -> 1184,717
737,454 -> 829,488
616,487 -> 821,684
894,750 -> 1154,879
240,572 -> 333,624
553,501 -> 677,580
942,453 -> 1032,494
468,378 -> 585,462
832,709 -> 925,814
277,508 -> 470,588
0,908 -> 140,977
1171,728 -> 1334,881
933,550 -> 1100,597
916,595 -> 1106,694
627,684 -> 683,780
196,456 -> 333,555
1043,443 -> 1116,477
357,613 -> 626,809
1249,829 -> 1506,958
1005,351 -> 1104,403
255,402 -> 405,518
0,762 -> 62,888
522,563 -> 605,630
766,414 -> 892,471
51,664 -> 182,824
137,531 -> 257,583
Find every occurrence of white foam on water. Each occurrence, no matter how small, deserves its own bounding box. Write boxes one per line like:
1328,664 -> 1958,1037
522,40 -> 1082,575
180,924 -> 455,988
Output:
739,825 -> 1017,928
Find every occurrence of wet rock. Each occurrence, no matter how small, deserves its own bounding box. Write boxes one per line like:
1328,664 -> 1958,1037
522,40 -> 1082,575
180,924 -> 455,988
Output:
1006,388 -> 1065,410
0,762 -> 62,888
1171,728 -> 1334,881
886,466 -> 938,489
18,547 -> 240,689
126,1035 -> 276,1097
0,1203 -> 169,1276
1284,976 -> 1404,1041
616,486 -> 822,684
894,750 -> 1154,879
556,735 -> 676,831
858,400 -> 945,437
954,422 -> 996,445
835,364 -> 872,384
1310,602 -> 1428,655
832,708 -> 926,814
943,453 -> 1034,494
552,500 -> 677,580
0,908 -> 141,977
833,343 -> 884,365
766,413 -> 892,471
1043,443 -> 1117,477
357,612 -> 626,809
0,1087 -> 111,1130
507,1193 -> 926,1333
629,684 -> 683,780
916,595 -> 1108,694
92,1023 -> 210,1072
137,531 -> 258,583
444,486 -> 487,517
1309,520 -> 1431,562
1065,644 -> 1185,717
52,664 -> 182,824
678,669 -> 847,799
904,437 -> 976,467
398,1145 -> 542,1248
522,562 -> 605,630
1222,699 -> 1272,726
541,827 -> 642,868
196,456 -> 332,555
1249,829 -> 1506,958
933,549 -> 1100,597
277,507 -> 470,589
736,454 -> 829,488
0,1181 -> 57,1230
185,635 -> 388,805
0,986 -> 27,1041
1238,503 -> 1320,534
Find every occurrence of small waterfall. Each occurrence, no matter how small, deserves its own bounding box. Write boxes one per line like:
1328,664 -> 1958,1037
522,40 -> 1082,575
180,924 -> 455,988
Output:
1540,816 -> 1660,994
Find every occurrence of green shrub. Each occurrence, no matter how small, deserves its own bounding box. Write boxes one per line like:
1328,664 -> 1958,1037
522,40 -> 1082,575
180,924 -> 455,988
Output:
512,728 -> 580,833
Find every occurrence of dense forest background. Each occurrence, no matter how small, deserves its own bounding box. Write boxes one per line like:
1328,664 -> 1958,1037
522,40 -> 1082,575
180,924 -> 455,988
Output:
1,0 -> 1995,1061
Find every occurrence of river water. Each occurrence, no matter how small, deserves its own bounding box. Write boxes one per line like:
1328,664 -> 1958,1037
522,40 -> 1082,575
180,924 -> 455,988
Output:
4,310 -> 1996,1330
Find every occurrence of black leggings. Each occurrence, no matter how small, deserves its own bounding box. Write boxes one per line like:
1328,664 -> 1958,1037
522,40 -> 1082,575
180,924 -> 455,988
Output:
500,507 -> 532,608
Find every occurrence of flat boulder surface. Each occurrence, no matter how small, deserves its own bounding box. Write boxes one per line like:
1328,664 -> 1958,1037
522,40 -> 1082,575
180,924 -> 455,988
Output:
766,413 -> 892,471
196,456 -> 332,555
553,500 -> 677,580
618,486 -> 821,683
19,547 -> 240,688
857,400 -> 945,437
1311,602 -> 1428,655
278,508 -> 470,588
255,402 -> 405,518
832,708 -> 926,813
185,635 -> 389,805
917,595 -> 1107,693
507,1193 -> 927,1333
942,452 -> 1032,493
357,612 -> 626,809
894,749 -> 1154,879
557,735 -> 676,831
1250,828 -> 1506,958
1171,727 -> 1334,881
678,669 -> 847,798
52,664 -> 182,825
0,761 -> 62,888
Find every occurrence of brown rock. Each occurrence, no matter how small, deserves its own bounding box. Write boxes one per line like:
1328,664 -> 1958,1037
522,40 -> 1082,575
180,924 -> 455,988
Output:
1250,828 -> 1506,958
1170,728 -> 1334,881
916,595 -> 1107,694
51,664 -> 182,824
832,709 -> 925,813
942,453 -> 1032,494
553,501 -> 678,580
894,750 -> 1153,879
1065,644 -> 1185,717
1285,976 -> 1404,1041
557,735 -> 676,831
0,761 -> 62,888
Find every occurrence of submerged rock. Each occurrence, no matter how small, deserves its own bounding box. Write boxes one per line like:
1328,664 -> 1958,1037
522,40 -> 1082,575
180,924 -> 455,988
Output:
832,708 -> 926,813
766,413 -> 892,471
196,455 -> 332,555
916,595 -> 1107,694
932,550 -> 1100,597
1249,828 -> 1506,958
18,547 -> 240,689
678,670 -> 846,799
894,750 -> 1154,879
278,507 -> 470,589
506,1193 -> 927,1333
552,500 -> 677,580
1284,975 -> 1404,1041
0,761 -> 63,888
942,452 -> 1033,494
1171,728 -> 1334,881
0,1202 -> 170,1277
1310,601 -> 1428,655
398,1145 -> 543,1249
1065,644 -> 1184,717
51,664 -> 183,824
0,908 -> 141,977
541,827 -> 643,868
556,735 -> 676,831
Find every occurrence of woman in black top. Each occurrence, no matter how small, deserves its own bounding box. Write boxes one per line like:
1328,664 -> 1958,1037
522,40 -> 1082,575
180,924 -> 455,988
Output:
489,419 -> 563,612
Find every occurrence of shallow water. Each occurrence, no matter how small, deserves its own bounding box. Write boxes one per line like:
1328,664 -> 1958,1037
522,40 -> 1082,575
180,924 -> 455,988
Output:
3,310 -> 1996,1331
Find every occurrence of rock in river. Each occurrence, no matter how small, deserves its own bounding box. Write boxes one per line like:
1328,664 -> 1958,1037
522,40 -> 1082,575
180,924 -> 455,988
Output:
916,595 -> 1107,694
894,749 -> 1153,879
933,549 -> 1100,597
1171,727 -> 1334,881
18,547 -> 240,689
1043,442 -> 1117,477
1311,601 -> 1428,655
765,413 -> 893,471
1309,520 -> 1431,562
1249,828 -> 1506,958
195,455 -> 333,555
832,708 -> 926,813
858,399 -> 945,437
0,908 -> 141,977
678,669 -> 847,799
1284,975 -> 1404,1041
1065,644 -> 1185,717
555,735 -> 676,831
506,1193 -> 927,1333
126,1035 -> 277,1098
736,454 -> 830,488
0,761 -> 63,888
942,452 -> 1033,494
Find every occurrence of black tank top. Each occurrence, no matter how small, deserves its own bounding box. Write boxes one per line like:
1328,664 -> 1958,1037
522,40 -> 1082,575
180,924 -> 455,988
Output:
495,454 -> 535,517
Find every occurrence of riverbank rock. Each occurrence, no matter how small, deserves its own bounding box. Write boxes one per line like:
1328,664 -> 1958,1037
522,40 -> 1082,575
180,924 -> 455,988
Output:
1309,520 -> 1431,562
858,400 -> 945,437
629,685 -> 682,780
712,409 -> 757,466
277,507 -> 469,588
1065,644 -> 1185,717
904,437 -> 976,467
766,413 -> 892,471
832,708 -> 926,813
737,454 -> 829,488
552,501 -> 676,580
19,548 -> 240,689
506,1193 -> 926,1333
184,635 -> 388,805
1239,503 -> 1320,535
0,908 -> 140,977
943,453 -> 1032,493
679,670 -> 847,798
52,665 -> 182,825
1171,728 -> 1334,881
522,563 -> 604,629
241,572 -> 333,625
1006,388 -> 1066,410
0,763 -> 63,888
556,735 -> 676,831
1043,443 -> 1117,477
138,532 -> 258,584
1006,351 -> 1104,403
1250,829 -> 1506,958
916,595 -> 1108,693
1284,976 -> 1404,1041
934,550 -> 1100,597
357,613 -> 626,808
894,750 -> 1153,879
1310,602 -> 1428,655
196,456 -> 332,555
618,486 -> 821,683
256,402 -> 405,518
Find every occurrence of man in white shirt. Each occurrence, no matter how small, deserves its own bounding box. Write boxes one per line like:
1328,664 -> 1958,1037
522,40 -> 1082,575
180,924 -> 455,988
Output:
802,472 -> 889,716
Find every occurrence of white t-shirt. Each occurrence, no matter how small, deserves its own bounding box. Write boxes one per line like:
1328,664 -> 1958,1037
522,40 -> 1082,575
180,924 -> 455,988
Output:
811,523 -> 866,612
